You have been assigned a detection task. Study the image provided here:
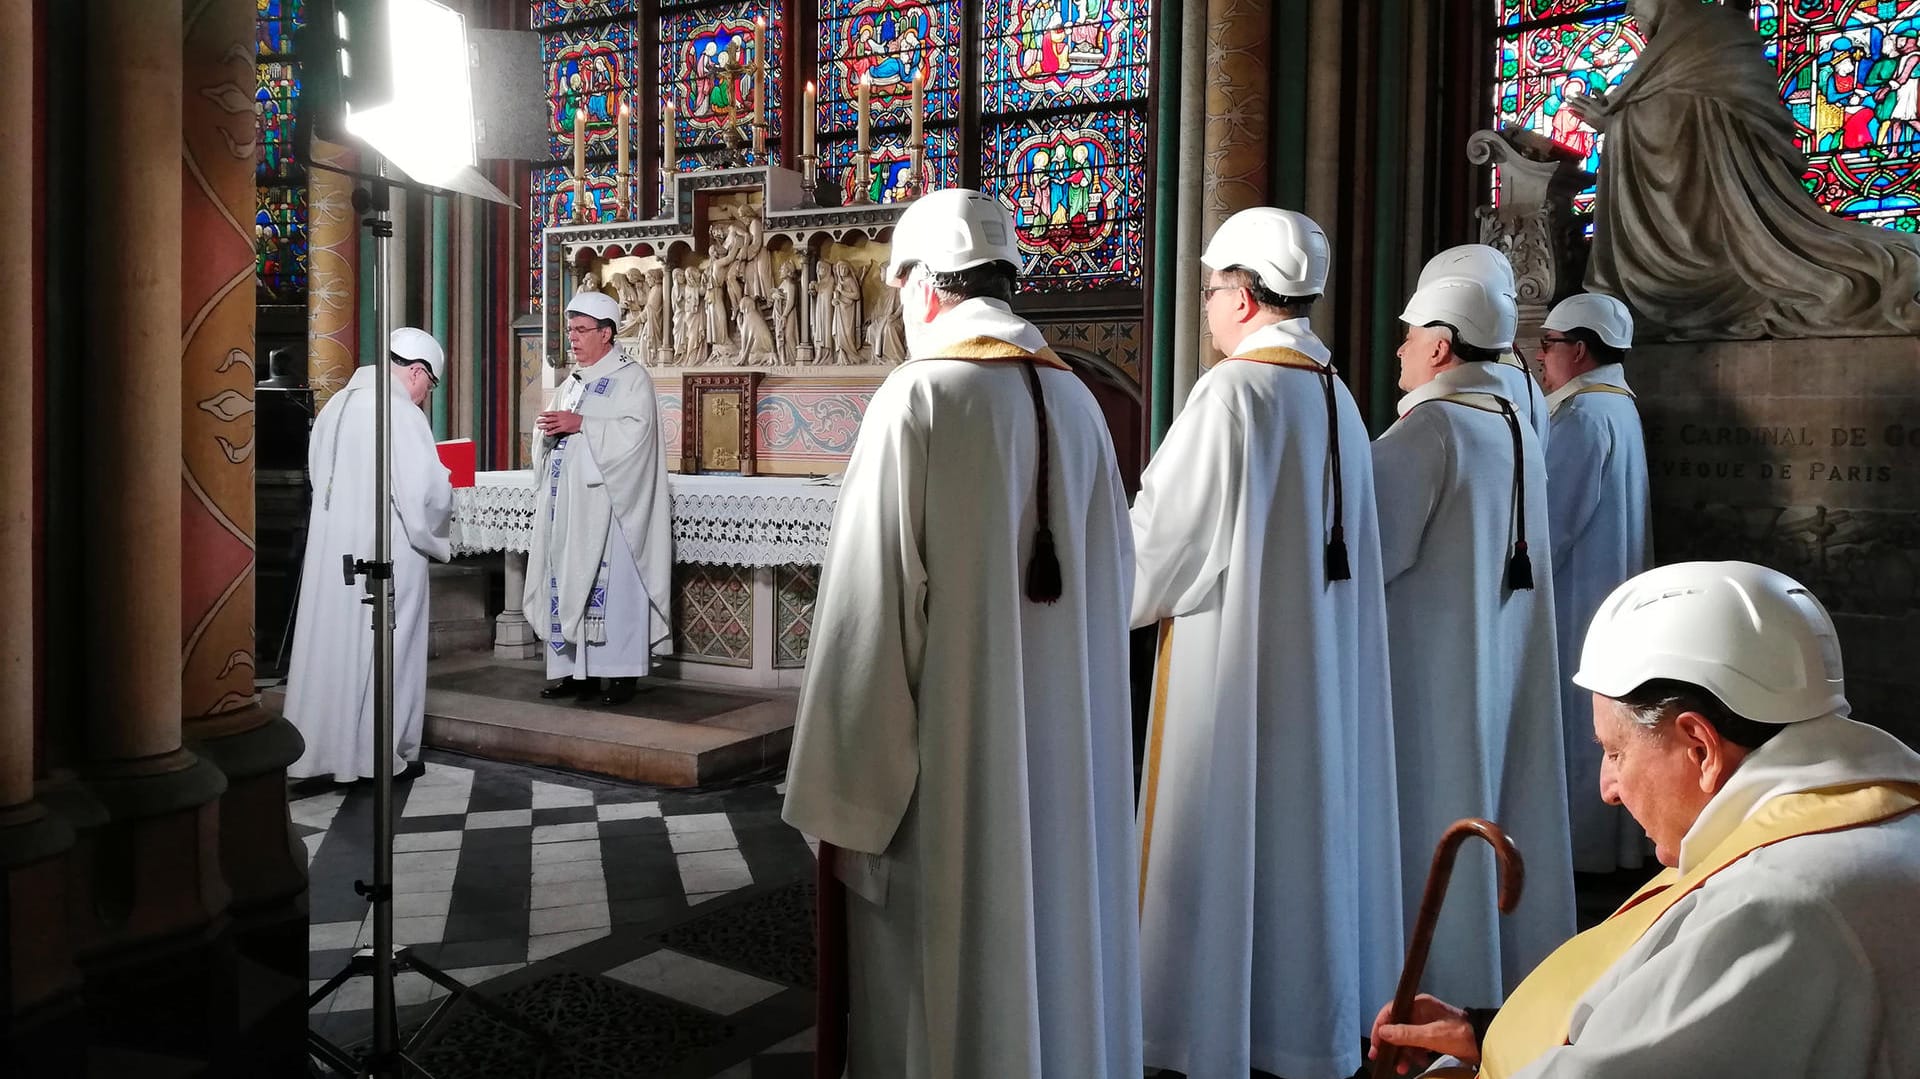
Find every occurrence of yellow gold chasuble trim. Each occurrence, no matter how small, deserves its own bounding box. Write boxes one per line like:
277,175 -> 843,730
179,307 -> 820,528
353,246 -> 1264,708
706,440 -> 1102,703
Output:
1477,781 -> 1920,1078
1227,346 -> 1333,374
927,335 -> 1069,370
1137,619 -> 1176,914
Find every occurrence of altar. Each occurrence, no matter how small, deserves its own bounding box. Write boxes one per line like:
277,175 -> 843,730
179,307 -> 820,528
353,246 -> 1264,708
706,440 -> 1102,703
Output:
453,470 -> 837,689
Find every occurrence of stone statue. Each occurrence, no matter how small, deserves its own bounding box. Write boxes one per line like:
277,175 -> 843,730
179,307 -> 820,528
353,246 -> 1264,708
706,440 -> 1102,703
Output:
738,207 -> 774,301
737,296 -> 777,365
830,261 -> 865,365
772,261 -> 802,359
679,267 -> 710,367
865,279 -> 908,364
576,269 -> 601,294
1574,0 -> 1920,338
642,267 -> 668,354
703,264 -> 734,358
614,268 -> 645,340
810,260 -> 836,360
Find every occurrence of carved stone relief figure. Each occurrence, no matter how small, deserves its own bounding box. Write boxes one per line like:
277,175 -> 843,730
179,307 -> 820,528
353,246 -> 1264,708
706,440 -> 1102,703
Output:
576,269 -> 601,294
614,268 -> 645,340
739,207 -> 774,301
772,261 -> 801,358
679,267 -> 710,367
810,259 -> 835,362
830,261 -> 865,365
703,265 -> 735,360
865,280 -> 908,365
642,267 -> 668,354
737,295 -> 777,365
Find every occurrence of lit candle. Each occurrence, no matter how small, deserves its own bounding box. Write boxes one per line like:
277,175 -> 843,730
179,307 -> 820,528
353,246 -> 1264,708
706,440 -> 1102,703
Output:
663,101 -> 677,174
803,80 -> 816,158
573,93 -> 586,184
753,16 -> 767,156
616,100 -> 630,213
857,73 -> 871,153
910,69 -> 924,147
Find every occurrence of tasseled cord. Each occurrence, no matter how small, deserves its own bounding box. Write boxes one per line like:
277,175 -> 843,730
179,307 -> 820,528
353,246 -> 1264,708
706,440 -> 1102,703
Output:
1018,363 -> 1063,604
1316,365 -> 1351,583
1496,398 -> 1535,591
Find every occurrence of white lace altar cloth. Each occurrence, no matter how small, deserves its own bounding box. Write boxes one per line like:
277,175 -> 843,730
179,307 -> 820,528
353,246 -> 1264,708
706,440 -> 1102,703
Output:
452,470 -> 841,567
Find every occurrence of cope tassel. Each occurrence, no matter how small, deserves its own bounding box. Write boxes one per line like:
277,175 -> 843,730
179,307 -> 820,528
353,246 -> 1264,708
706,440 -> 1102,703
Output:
1507,540 -> 1535,591
1324,523 -> 1351,583
1026,528 -> 1063,604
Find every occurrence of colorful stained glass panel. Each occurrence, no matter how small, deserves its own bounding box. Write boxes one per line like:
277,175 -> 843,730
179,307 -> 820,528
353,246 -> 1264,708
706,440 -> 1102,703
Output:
544,22 -> 638,159
820,128 -> 959,204
256,61 -> 303,183
529,162 -> 624,310
980,0 -> 1151,113
816,0 -> 962,133
982,109 -> 1148,290
660,2 -> 785,154
1499,0 -> 1626,27
531,0 -> 635,28
256,186 -> 309,302
256,0 -> 304,56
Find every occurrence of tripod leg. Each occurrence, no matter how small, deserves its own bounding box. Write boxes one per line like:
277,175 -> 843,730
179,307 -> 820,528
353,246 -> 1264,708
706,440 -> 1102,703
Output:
307,962 -> 360,1010
402,951 -> 551,1047
306,1029 -> 363,1076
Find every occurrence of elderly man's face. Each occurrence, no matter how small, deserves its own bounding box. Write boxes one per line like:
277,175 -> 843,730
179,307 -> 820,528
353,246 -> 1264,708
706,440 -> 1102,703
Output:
1592,694 -> 1721,867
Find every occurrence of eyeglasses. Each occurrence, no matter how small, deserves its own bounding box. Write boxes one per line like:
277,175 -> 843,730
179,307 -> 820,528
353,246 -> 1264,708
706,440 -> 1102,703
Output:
1539,335 -> 1577,348
1200,284 -> 1243,305
564,323 -> 599,337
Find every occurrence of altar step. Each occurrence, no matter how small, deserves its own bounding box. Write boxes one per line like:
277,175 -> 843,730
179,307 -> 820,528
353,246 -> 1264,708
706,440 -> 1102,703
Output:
418,654 -> 796,787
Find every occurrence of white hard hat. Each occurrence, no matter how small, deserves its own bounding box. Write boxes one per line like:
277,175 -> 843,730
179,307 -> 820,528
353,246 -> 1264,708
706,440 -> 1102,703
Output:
1543,292 -> 1635,349
1417,244 -> 1517,296
884,188 -> 1023,282
1573,561 -> 1849,725
389,327 -> 445,382
1200,207 -> 1329,296
565,290 -> 623,326
1400,274 -> 1518,351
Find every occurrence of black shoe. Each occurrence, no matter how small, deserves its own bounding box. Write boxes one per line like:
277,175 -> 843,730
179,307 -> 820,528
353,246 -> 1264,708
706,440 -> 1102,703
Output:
598,677 -> 641,706
540,677 -> 595,700
397,760 -> 428,781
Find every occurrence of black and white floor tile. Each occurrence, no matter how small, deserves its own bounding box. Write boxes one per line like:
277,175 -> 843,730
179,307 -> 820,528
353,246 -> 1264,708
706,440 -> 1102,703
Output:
296,749 -> 821,1078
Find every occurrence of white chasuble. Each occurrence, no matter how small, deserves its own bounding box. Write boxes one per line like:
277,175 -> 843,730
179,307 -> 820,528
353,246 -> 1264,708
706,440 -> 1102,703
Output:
1131,321 -> 1405,1079
782,298 -> 1142,1079
1545,365 -> 1652,872
1372,362 -> 1577,1007
1492,357 -> 1552,454
524,349 -> 672,676
286,366 -> 452,781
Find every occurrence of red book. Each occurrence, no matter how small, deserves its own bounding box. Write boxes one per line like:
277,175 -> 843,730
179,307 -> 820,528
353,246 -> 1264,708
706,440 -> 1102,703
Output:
436,439 -> 476,488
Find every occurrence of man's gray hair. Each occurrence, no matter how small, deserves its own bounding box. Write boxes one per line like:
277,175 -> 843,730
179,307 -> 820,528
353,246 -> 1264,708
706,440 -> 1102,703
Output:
1609,678 -> 1784,749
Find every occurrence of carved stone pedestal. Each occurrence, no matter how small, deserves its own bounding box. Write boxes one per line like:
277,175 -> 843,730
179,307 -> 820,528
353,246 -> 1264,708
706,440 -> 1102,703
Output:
1627,335 -> 1920,746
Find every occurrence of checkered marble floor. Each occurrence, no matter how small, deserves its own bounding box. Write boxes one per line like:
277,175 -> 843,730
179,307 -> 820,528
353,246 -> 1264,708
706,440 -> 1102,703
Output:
297,749 -> 821,1077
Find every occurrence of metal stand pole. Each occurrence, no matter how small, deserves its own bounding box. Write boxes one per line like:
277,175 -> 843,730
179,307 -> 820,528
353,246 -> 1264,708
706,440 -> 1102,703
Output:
306,158 -> 546,1078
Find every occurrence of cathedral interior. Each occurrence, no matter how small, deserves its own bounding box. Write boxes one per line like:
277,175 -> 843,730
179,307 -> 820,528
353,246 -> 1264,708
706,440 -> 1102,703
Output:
5,0 -> 1918,1075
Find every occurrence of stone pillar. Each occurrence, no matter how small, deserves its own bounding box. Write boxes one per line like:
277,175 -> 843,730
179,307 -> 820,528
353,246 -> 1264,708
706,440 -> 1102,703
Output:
308,139 -> 361,405
178,4 -> 307,1054
0,0 -> 82,1058
1202,0 -> 1272,230
495,551 -> 540,658
79,0 -> 235,1059
1169,0 -> 1206,411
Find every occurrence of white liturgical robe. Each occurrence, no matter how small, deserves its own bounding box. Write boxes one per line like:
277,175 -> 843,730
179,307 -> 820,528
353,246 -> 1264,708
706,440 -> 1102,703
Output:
782,297 -> 1142,1079
1508,715 -> 1920,1078
1131,321 -> 1404,1079
287,365 -> 452,782
524,348 -> 672,677
1493,357 -> 1552,454
1373,361 -> 1576,1007
1545,365 -> 1652,872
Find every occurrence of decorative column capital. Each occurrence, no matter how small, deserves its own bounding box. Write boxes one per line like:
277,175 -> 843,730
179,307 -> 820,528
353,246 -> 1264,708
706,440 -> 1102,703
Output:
1467,127 -> 1594,314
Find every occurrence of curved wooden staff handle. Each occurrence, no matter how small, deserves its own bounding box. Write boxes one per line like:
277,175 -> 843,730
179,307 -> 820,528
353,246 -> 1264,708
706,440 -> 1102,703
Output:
1370,818 -> 1526,1079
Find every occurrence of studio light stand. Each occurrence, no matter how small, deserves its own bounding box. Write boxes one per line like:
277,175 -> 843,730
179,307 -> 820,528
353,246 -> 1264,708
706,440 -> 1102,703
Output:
291,2 -> 549,1074
303,164 -> 548,1079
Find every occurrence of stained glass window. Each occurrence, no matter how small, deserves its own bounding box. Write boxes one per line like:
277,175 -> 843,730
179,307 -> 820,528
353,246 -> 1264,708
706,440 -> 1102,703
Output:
979,0 -> 1152,291
530,3 -> 643,309
659,2 -> 786,169
1494,1 -> 1920,230
255,0 -> 308,303
815,1 -> 962,204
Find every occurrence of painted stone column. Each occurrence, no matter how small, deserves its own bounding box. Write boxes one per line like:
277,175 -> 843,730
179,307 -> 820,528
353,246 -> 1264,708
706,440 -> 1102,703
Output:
178,0 -> 306,1009
308,139 -> 361,405
1202,0 -> 1272,231
78,0 -> 235,1057
0,0 -> 82,1053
